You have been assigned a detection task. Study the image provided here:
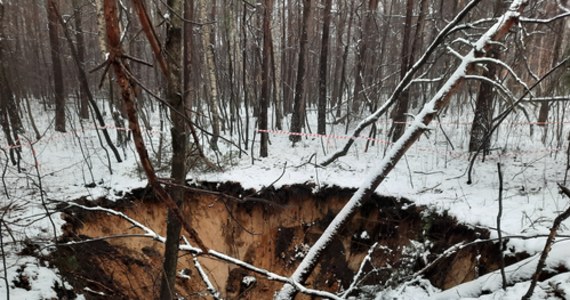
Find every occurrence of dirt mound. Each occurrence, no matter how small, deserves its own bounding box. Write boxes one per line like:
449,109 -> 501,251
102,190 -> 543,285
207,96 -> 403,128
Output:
54,182 -> 508,299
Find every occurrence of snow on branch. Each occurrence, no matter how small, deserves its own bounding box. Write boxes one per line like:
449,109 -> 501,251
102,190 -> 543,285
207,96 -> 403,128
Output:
340,242 -> 379,298
276,1 -> 528,299
181,236 -> 222,300
521,96 -> 570,102
464,75 -> 517,102
520,11 -> 570,24
473,56 -> 531,92
66,203 -> 168,245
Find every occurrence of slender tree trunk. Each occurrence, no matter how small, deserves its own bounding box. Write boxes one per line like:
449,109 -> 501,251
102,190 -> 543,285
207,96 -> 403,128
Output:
469,1 -> 504,152
351,0 -> 379,119
199,0 -> 221,151
158,0 -> 188,297
281,1 -> 294,114
241,3 -> 250,150
46,0 -> 66,132
537,3 -> 565,144
0,2 -> 20,167
270,29 -> 282,130
289,0 -> 311,144
337,2 -> 354,119
259,0 -> 272,157
317,0 -> 332,135
469,47 -> 499,153
390,0 -> 415,142
73,0 -> 89,119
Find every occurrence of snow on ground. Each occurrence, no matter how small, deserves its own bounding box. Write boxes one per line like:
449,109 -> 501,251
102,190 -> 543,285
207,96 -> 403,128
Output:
1,100 -> 570,299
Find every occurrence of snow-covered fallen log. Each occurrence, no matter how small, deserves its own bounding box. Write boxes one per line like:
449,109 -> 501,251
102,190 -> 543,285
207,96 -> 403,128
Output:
432,240 -> 570,299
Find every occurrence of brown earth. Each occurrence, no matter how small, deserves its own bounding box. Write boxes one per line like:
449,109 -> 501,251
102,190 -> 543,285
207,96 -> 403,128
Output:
54,182 -> 513,299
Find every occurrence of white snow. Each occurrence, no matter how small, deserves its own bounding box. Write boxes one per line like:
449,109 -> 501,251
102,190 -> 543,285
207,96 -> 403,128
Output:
3,90 -> 570,299
242,275 -> 257,287
2,2 -> 569,298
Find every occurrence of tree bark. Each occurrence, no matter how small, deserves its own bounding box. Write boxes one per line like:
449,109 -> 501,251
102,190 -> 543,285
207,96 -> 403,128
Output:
289,0 -> 311,144
72,0 -> 89,120
199,0 -> 221,151
160,0 -> 186,296
46,0 -> 66,132
351,0 -> 379,118
94,0 -> 108,57
390,0 -> 415,142
0,2 -> 20,167
468,1 -> 504,153
259,0 -> 272,157
468,47 -> 499,153
317,0 -> 332,135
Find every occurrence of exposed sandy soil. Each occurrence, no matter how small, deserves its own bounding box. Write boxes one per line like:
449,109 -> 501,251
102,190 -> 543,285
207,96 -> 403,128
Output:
54,182 -> 513,299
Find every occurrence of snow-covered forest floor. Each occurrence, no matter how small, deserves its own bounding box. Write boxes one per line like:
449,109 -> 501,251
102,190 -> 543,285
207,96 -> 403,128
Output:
2,99 -> 570,299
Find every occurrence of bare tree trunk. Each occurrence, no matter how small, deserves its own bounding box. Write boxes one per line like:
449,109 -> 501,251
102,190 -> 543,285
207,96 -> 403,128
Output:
270,29 -> 282,130
469,1 -> 504,153
46,0 -> 66,132
537,3 -> 565,144
281,1 -> 294,115
289,0 -> 311,144
241,3 -> 250,150
73,0 -> 89,120
336,1 -> 355,119
153,0 -> 188,297
199,0 -> 221,151
351,0 -> 379,119
317,0 -> 332,135
390,0 -> 415,142
259,0 -> 272,157
0,2 -> 20,167
468,47 -> 498,153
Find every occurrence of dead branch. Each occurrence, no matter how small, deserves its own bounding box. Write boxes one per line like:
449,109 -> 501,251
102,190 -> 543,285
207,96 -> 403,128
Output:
496,163 -> 506,290
521,183 -> 570,300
